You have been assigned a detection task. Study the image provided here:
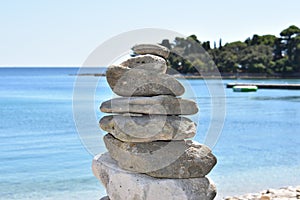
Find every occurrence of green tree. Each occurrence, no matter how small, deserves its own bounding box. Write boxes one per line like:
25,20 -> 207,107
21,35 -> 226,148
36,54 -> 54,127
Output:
290,35 -> 300,71
274,57 -> 290,73
280,25 -> 300,39
257,35 -> 277,46
216,51 -> 238,73
240,45 -> 273,73
161,39 -> 171,49
219,38 -> 222,49
202,41 -> 211,50
161,25 -> 300,76
273,38 -> 284,60
223,41 -> 247,54
280,25 -> 300,67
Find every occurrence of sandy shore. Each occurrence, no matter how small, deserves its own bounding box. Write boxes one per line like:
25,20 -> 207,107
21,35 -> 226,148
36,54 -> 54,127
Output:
99,186 -> 300,200
223,185 -> 300,200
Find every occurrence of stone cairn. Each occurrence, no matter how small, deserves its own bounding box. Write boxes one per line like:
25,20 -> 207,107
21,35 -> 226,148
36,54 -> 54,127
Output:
92,44 -> 217,200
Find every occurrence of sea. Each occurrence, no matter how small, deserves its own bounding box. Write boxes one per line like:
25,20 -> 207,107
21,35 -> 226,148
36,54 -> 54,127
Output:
0,67 -> 299,200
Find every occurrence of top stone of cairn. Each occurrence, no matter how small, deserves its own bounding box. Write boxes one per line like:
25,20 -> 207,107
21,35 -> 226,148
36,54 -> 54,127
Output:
105,43 -> 185,97
132,44 -> 170,59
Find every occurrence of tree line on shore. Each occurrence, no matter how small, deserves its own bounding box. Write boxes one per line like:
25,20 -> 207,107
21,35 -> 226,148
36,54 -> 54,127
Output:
160,25 -> 300,77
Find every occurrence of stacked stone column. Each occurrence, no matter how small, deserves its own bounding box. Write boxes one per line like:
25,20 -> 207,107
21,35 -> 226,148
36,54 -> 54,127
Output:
92,44 -> 217,200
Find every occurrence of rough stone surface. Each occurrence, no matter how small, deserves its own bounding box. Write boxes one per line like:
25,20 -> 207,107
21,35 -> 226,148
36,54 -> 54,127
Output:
120,54 -> 167,73
103,134 -> 217,178
100,95 -> 198,115
132,44 -> 170,59
106,66 -> 184,97
99,115 -> 196,142
223,185 -> 300,200
105,65 -> 128,91
92,153 -> 217,200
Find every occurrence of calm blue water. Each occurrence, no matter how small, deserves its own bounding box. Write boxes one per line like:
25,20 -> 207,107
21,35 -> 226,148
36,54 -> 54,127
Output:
0,68 -> 299,199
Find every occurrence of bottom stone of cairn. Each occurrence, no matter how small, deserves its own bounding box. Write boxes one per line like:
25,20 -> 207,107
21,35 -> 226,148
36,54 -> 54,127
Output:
93,153 -> 217,200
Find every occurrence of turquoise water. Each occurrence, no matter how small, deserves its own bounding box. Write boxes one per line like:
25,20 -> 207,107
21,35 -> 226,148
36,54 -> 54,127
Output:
0,68 -> 299,199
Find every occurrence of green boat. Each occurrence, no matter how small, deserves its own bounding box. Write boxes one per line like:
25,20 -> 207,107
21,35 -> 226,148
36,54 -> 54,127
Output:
233,85 -> 258,92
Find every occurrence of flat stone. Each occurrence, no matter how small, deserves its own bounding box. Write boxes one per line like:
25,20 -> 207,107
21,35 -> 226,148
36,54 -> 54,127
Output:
132,44 -> 170,59
120,54 -> 167,73
92,153 -> 217,200
100,95 -> 198,115
103,134 -> 217,178
106,66 -> 184,97
99,115 -> 196,142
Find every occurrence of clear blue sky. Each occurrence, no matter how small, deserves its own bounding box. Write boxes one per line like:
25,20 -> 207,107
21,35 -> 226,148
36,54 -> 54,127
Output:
1,0 -> 299,66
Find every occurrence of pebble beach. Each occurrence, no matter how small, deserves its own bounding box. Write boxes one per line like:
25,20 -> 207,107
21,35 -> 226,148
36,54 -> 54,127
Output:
224,185 -> 300,200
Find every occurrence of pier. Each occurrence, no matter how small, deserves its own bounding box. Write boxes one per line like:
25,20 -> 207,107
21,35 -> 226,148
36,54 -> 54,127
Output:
226,83 -> 300,90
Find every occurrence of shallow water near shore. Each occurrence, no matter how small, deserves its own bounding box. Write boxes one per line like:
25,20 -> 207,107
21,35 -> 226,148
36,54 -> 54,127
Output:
0,67 -> 299,199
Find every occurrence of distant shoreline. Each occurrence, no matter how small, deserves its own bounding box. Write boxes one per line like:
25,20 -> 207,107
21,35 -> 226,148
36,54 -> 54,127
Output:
71,73 -> 300,79
69,73 -> 106,77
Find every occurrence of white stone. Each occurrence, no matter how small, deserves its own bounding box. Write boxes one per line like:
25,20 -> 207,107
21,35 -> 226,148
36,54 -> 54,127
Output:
92,153 -> 216,200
